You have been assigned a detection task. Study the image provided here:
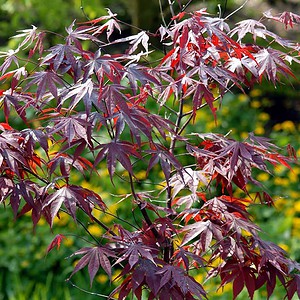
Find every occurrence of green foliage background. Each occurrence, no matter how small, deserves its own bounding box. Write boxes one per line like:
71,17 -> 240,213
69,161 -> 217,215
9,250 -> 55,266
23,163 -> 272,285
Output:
0,0 -> 299,299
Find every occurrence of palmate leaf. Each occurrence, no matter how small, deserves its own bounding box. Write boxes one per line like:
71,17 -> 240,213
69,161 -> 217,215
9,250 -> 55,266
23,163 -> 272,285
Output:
42,43 -> 81,72
42,185 -> 106,225
147,143 -> 182,182
181,219 -> 222,252
25,70 -> 64,100
114,243 -> 156,270
111,31 -> 150,54
0,176 -> 14,203
229,19 -> 268,42
254,48 -> 294,84
94,140 -> 142,181
48,153 -> 93,180
65,20 -> 100,47
93,18 -> 121,41
187,132 -> 293,196
1,91 -> 34,122
263,10 -> 300,29
89,8 -> 121,40
83,49 -> 125,83
68,246 -> 116,286
157,265 -> 207,299
48,115 -> 92,145
12,25 -> 39,49
20,128 -> 49,154
61,78 -> 94,111
168,167 -> 207,200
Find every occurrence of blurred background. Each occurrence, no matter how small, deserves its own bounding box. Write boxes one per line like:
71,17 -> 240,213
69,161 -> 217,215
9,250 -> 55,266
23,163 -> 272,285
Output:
0,0 -> 299,299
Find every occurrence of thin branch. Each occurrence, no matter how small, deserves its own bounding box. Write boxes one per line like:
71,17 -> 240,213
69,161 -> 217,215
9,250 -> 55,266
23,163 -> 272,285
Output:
67,280 -> 117,299
129,173 -> 160,238
159,0 -> 167,27
80,0 -> 90,21
71,210 -> 100,244
224,0 -> 249,20
168,0 -> 176,23
94,207 -> 140,231
90,214 -> 117,237
169,97 -> 184,153
181,0 -> 193,13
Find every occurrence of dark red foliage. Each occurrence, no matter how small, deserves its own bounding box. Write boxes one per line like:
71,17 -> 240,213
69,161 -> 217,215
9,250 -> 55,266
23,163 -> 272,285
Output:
0,4 -> 299,300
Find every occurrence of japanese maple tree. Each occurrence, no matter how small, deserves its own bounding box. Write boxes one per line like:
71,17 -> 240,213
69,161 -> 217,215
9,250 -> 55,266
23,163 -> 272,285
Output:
0,2 -> 300,299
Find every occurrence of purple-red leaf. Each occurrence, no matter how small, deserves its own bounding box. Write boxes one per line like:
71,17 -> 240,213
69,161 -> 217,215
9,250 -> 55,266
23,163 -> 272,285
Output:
47,234 -> 66,253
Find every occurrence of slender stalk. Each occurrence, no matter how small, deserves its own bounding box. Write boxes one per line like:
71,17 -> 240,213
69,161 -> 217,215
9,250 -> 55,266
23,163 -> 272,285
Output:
224,0 -> 249,20
128,173 -> 159,238
80,0 -> 90,21
168,0 -> 176,23
159,0 -> 167,27
169,97 -> 184,153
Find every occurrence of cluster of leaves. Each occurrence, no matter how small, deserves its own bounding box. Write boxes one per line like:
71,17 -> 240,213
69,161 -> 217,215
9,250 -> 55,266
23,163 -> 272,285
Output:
0,3 -> 300,300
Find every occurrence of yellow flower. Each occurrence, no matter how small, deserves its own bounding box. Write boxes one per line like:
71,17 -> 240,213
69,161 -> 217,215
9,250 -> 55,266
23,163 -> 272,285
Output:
288,170 -> 299,183
257,173 -> 269,182
63,238 -> 74,247
53,211 -> 70,226
273,123 -> 282,131
93,209 -> 102,219
96,274 -> 108,284
285,207 -> 294,217
183,104 -> 193,113
250,89 -> 262,97
240,132 -> 248,140
294,202 -> 300,213
292,218 -> 300,228
99,167 -> 110,177
292,229 -> 300,238
220,107 -> 230,115
112,269 -> 122,281
289,191 -> 300,199
207,121 -> 217,131
254,126 -> 265,135
293,167 -> 300,176
238,94 -> 249,103
274,197 -> 287,209
250,100 -> 261,108
274,177 -> 289,186
38,218 -> 46,225
73,259 -> 79,267
102,214 -> 114,223
241,229 -> 252,237
210,257 -> 223,267
274,164 -> 286,175
292,222 -> 300,237
258,112 -> 270,121
281,120 -> 296,132
88,224 -> 103,237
